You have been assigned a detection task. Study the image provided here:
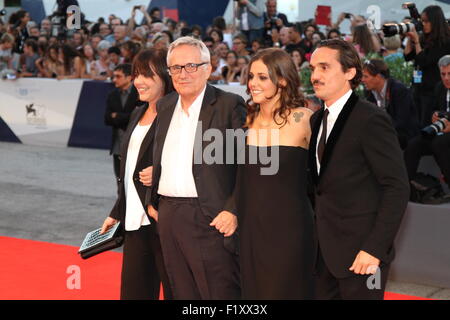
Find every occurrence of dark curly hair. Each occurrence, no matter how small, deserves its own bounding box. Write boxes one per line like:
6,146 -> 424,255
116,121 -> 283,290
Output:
245,48 -> 306,128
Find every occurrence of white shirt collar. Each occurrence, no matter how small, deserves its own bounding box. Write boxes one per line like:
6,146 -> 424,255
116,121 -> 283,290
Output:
175,85 -> 207,118
324,89 -> 353,118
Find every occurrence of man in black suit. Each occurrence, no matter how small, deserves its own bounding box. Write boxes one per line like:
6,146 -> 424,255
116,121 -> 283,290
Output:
104,64 -> 140,181
308,39 -> 410,300
404,55 -> 450,190
362,59 -> 420,149
146,37 -> 245,299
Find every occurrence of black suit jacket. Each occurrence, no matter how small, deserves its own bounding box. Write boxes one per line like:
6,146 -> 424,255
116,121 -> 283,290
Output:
433,82 -> 449,115
365,78 -> 420,147
309,92 -> 410,278
109,103 -> 156,223
104,85 -> 140,154
147,85 -> 246,251
148,84 -> 246,212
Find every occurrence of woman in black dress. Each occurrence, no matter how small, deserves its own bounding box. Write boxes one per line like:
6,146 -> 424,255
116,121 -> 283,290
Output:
100,49 -> 173,300
236,48 -> 315,299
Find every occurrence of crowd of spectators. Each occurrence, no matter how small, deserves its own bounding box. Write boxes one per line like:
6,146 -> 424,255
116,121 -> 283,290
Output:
0,1 -> 444,87
0,0 -> 449,200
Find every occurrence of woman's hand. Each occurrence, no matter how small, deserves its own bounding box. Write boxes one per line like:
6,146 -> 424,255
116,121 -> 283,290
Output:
139,166 -> 153,186
147,205 -> 158,222
100,217 -> 118,234
210,211 -> 237,237
405,24 -> 420,44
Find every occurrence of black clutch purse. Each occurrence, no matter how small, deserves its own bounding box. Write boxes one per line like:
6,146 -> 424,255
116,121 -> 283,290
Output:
78,222 -> 124,259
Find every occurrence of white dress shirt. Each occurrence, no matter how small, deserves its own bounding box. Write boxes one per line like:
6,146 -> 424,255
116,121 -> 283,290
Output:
316,89 -> 353,173
124,123 -> 151,231
158,86 -> 207,197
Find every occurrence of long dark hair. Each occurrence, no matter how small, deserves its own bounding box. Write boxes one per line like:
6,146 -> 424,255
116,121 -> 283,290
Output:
60,44 -> 80,74
8,10 -> 28,27
246,48 -> 306,128
132,48 -> 173,96
422,5 -> 450,48
352,24 -> 377,55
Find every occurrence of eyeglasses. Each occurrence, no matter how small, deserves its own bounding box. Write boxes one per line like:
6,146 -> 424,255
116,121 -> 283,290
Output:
167,62 -> 208,75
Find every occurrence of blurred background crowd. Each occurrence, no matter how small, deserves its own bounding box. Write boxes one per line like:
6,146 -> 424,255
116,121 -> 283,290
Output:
0,1 -> 446,89
0,0 -> 450,200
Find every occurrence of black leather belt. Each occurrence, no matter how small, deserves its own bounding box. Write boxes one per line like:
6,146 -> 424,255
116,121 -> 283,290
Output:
159,195 -> 199,204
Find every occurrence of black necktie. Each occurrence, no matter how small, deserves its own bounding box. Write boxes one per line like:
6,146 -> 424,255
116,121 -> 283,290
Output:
318,109 -> 329,164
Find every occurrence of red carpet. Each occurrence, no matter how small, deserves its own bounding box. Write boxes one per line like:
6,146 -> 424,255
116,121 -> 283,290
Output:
0,236 -> 432,300
0,236 -> 122,300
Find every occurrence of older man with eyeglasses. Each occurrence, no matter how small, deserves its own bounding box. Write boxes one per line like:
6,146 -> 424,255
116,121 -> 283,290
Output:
146,37 -> 246,299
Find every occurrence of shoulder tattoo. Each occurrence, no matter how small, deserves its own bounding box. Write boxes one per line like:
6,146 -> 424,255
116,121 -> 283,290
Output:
293,112 -> 304,123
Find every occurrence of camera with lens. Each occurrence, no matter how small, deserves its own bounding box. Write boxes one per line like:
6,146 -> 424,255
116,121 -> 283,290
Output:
0,8 -> 6,16
268,17 -> 279,29
382,2 -> 423,37
421,111 -> 450,138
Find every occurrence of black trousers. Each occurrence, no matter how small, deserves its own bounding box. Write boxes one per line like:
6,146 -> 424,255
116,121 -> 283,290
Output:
404,133 -> 450,186
314,247 -> 389,300
158,196 -> 241,300
113,154 -> 120,180
121,223 -> 173,300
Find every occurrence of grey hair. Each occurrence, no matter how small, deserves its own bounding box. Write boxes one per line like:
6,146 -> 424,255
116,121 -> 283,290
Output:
383,35 -> 401,51
438,55 -> 450,68
97,40 -> 112,51
167,36 -> 210,66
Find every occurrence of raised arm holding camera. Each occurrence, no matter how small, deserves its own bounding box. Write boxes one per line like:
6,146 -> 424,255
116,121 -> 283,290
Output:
403,5 -> 450,127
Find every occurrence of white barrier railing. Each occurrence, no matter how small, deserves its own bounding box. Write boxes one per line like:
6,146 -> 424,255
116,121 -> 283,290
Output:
0,79 -> 248,147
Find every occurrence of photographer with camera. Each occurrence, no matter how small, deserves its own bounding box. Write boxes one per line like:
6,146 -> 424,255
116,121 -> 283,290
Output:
263,0 -> 289,46
404,55 -> 450,200
403,5 -> 450,127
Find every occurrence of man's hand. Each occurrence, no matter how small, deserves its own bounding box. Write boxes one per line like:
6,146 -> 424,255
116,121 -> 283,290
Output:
442,118 -> 450,133
275,18 -> 283,28
349,250 -> 380,275
100,217 -> 118,234
139,166 -> 153,186
210,211 -> 237,237
432,112 -> 440,123
111,112 -> 117,119
432,112 -> 450,133
147,205 -> 158,222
